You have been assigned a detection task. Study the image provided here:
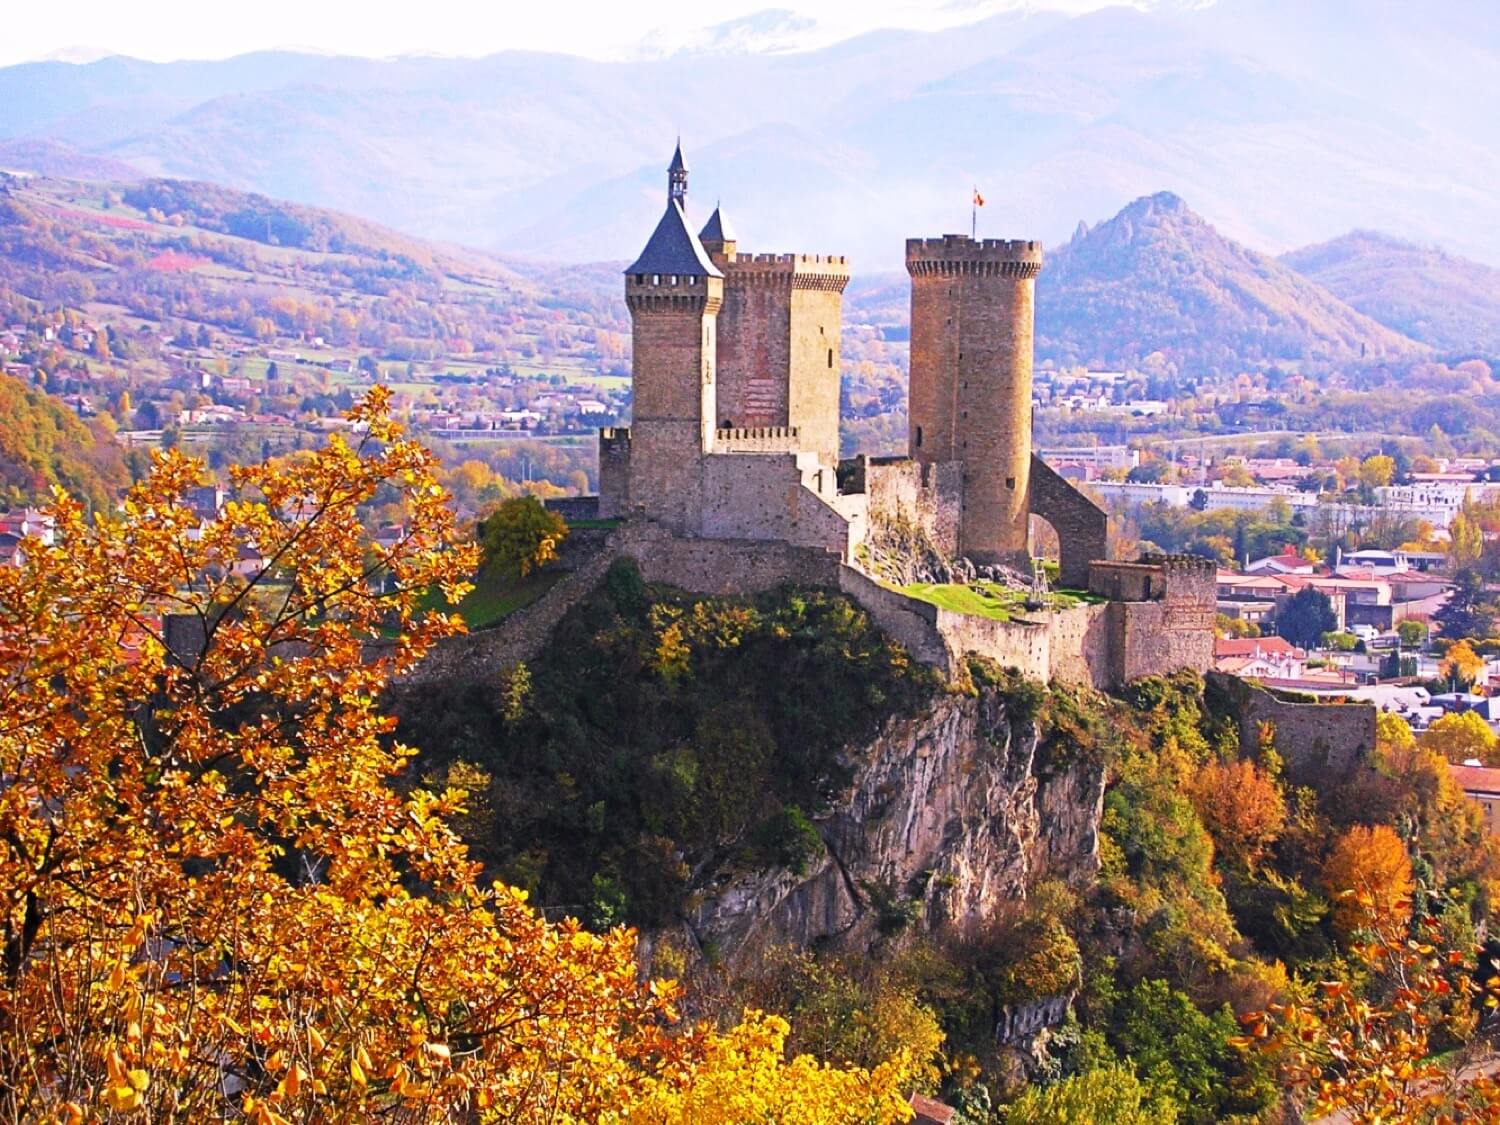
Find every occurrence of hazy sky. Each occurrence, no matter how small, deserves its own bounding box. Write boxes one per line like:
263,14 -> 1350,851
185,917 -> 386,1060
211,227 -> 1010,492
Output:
1,0 -> 1127,67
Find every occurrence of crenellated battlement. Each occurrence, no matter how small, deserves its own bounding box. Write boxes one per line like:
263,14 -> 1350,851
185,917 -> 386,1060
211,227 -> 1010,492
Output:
600,426 -> 632,449
723,252 -> 851,291
714,425 -> 802,453
905,235 -> 1043,278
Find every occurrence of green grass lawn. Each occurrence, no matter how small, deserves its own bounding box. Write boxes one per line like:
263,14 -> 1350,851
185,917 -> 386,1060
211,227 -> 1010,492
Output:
421,559 -> 564,630
895,581 -> 1099,620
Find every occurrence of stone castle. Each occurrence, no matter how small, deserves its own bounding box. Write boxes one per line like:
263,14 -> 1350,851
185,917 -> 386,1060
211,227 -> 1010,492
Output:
559,144 -> 1212,688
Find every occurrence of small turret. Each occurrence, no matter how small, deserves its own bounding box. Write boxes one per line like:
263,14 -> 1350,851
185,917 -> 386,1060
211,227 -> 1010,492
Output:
700,204 -> 737,260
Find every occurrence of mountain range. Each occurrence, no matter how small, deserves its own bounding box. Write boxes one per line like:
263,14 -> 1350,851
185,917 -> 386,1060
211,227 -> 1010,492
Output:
7,168 -> 1498,376
1,0 -> 1497,270
1281,231 -> 1500,356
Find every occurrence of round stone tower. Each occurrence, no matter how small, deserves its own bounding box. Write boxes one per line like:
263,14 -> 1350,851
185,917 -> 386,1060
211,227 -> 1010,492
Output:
906,234 -> 1043,566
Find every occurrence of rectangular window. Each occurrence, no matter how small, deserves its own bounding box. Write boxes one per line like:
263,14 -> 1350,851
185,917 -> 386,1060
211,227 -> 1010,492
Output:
1006,477 -> 1016,489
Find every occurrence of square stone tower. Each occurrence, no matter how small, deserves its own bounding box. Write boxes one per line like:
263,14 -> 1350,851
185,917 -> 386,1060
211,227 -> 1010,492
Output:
702,207 -> 850,471
906,235 -> 1043,567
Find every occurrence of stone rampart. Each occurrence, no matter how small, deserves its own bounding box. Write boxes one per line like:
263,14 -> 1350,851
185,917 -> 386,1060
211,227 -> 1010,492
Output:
544,496 -> 599,521
714,426 -> 801,453
699,454 -> 857,561
598,427 -> 631,518
395,534 -> 620,688
621,523 -> 844,596
1207,672 -> 1377,781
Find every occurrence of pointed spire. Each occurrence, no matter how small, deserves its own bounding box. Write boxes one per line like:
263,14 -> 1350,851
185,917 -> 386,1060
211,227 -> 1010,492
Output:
668,140 -> 688,206
700,203 -> 735,246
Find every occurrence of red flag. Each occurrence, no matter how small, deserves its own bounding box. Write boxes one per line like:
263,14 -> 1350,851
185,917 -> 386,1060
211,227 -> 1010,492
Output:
973,188 -> 985,207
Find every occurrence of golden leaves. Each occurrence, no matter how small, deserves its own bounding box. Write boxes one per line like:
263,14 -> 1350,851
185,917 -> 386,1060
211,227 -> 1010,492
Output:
0,390 -> 909,1124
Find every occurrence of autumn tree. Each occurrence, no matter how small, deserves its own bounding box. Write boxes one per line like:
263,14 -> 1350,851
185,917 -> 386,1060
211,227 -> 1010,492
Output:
1440,638 -> 1486,690
1358,454 -> 1396,489
1420,709 -> 1500,766
1321,824 -> 1414,939
0,388 -> 920,1122
1243,915 -> 1500,1122
481,494 -> 569,578
1187,757 -> 1287,870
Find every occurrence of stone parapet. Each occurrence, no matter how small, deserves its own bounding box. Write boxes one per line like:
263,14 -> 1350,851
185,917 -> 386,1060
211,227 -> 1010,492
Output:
714,425 -> 801,453
906,235 -> 1043,278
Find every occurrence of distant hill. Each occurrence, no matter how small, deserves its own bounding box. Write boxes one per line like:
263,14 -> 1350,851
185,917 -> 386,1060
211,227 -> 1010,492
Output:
0,138 -> 143,182
1,0 -> 1498,267
0,173 -> 629,378
1281,230 -> 1500,355
1033,192 -> 1427,374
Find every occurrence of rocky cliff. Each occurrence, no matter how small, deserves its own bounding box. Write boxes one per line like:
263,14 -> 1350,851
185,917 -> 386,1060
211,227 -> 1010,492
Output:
656,680 -> 1107,970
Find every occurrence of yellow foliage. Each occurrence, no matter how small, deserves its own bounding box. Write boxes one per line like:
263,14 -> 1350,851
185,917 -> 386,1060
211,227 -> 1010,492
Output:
1421,708 -> 1499,766
0,388 -> 910,1122
1321,824 -> 1413,939
615,1012 -> 918,1125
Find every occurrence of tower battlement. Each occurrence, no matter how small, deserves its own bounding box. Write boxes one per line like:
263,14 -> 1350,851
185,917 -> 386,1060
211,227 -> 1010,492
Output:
724,253 -> 851,291
907,236 -> 1042,277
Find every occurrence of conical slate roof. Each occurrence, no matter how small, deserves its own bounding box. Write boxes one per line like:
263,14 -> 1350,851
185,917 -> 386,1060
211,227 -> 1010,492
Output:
700,204 -> 735,244
668,140 -> 688,173
625,200 -> 722,278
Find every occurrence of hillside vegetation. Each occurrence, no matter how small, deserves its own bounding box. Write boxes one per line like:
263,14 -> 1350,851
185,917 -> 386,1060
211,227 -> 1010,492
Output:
0,371 -> 128,508
1283,229 -> 1500,355
393,560 -> 936,928
1035,192 -> 1426,373
0,173 -> 626,368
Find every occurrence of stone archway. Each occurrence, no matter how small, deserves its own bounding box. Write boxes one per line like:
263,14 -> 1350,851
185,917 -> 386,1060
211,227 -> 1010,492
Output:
1028,455 -> 1108,590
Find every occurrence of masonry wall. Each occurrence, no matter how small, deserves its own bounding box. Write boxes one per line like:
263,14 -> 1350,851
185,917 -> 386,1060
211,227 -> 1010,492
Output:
625,526 -> 844,596
699,453 -> 856,560
1029,455 -> 1107,589
715,273 -> 791,431
598,427 -> 631,518
858,457 -> 964,559
787,284 -> 843,469
1208,672 -> 1376,781
1108,600 -> 1215,683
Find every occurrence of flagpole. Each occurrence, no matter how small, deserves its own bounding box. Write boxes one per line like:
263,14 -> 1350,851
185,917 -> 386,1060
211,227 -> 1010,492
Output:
971,186 -> 977,240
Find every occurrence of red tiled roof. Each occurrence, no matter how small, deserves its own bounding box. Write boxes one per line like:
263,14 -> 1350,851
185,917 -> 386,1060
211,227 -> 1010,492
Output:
1451,764 -> 1500,796
910,1095 -> 956,1125
1215,636 -> 1298,658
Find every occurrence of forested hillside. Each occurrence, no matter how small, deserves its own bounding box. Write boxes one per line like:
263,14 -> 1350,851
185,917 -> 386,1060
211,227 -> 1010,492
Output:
1283,229 -> 1500,355
0,371 -> 127,508
1034,192 -> 1426,373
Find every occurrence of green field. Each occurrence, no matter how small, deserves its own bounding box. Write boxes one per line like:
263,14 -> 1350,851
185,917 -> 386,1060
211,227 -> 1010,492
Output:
895,581 -> 1098,620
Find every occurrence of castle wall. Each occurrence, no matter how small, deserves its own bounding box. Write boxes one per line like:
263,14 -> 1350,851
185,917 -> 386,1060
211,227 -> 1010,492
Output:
857,456 -> 964,559
787,284 -> 843,469
625,526 -> 844,596
699,452 -> 859,560
716,273 -> 791,430
907,237 -> 1043,566
1208,672 -> 1376,782
1029,455 -> 1108,589
715,256 -> 848,470
598,427 -> 631,519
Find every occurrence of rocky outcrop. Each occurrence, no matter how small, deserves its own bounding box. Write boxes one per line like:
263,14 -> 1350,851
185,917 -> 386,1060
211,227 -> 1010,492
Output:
663,684 -> 1107,968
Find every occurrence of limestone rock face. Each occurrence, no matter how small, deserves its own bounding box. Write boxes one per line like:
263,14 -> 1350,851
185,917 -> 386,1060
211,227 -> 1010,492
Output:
669,685 -> 1106,967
